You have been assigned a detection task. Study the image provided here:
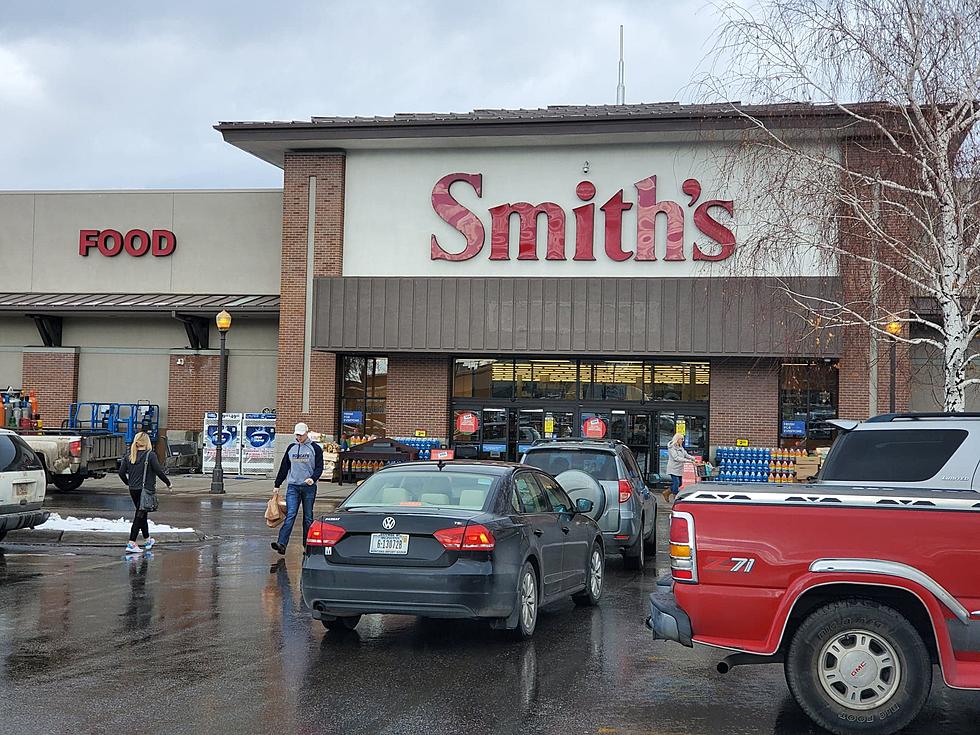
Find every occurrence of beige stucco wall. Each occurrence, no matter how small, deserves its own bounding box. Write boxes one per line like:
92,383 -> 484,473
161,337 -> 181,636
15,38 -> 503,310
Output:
0,189 -> 282,294
227,352 -> 278,414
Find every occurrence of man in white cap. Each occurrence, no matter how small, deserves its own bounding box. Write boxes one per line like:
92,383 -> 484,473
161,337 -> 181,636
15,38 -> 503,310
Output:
271,422 -> 324,554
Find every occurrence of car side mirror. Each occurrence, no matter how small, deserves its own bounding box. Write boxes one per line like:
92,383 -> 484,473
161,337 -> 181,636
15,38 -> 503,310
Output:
574,498 -> 594,514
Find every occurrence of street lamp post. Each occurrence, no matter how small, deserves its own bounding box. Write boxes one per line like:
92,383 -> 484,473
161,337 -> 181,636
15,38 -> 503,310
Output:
210,309 -> 233,494
885,318 -> 902,413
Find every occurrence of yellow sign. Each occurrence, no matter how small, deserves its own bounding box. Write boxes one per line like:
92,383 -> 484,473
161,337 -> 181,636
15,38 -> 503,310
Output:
675,420 -> 686,435
414,430 -> 427,437
544,416 -> 555,435
736,439 -> 749,447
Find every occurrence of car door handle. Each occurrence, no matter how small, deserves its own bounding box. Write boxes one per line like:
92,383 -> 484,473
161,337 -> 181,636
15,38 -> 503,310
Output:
533,529 -> 543,537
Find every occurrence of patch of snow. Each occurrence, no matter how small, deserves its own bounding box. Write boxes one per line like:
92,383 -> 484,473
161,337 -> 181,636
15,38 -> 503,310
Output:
39,513 -> 196,534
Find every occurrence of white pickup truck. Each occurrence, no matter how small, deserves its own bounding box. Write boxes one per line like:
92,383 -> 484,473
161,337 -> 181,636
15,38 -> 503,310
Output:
0,429 -> 49,541
20,430 -> 125,491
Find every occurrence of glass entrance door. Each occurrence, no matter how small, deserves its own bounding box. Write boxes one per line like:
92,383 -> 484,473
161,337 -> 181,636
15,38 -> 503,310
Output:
653,410 -> 709,473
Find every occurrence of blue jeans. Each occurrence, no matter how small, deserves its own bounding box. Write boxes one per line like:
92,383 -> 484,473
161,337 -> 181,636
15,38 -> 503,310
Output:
670,474 -> 683,496
277,483 -> 317,548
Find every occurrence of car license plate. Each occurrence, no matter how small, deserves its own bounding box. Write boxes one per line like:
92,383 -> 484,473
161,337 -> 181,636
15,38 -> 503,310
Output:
369,533 -> 410,555
14,484 -> 30,498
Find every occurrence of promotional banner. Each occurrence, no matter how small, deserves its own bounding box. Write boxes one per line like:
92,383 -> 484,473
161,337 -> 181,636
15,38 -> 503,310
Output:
203,412 -> 243,474
241,413 -> 277,475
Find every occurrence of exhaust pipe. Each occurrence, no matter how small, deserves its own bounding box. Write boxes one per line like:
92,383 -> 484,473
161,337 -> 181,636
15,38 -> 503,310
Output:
717,652 -> 780,673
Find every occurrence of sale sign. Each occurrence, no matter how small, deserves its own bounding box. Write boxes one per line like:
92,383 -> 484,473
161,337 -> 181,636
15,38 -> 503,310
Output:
455,411 -> 479,434
582,417 -> 608,439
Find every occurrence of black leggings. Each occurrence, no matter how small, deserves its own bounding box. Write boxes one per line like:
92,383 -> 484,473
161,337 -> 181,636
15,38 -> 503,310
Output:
129,488 -> 149,542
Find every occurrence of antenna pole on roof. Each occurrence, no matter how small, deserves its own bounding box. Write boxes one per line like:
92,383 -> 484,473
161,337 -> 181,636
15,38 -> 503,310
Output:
616,25 -> 626,105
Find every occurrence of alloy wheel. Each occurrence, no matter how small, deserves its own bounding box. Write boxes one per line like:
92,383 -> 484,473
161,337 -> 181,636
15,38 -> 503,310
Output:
818,629 -> 902,710
520,570 -> 537,630
589,549 -> 603,598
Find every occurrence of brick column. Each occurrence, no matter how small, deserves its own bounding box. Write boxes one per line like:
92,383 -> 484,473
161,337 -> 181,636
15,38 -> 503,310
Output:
386,354 -> 450,439
167,351 -> 219,431
277,152 -> 345,442
709,357 -> 779,448
21,348 -> 79,427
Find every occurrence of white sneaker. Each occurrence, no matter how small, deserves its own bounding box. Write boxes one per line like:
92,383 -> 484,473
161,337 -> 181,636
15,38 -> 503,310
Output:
144,538 -> 156,550
125,541 -> 143,554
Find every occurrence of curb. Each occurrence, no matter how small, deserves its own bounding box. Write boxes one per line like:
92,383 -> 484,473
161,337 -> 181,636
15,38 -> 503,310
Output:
2,529 -> 207,545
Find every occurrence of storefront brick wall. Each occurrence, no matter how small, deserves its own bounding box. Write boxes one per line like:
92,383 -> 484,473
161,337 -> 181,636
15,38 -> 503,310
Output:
21,348 -> 79,427
167,353 -> 219,431
385,354 -> 450,439
277,152 -> 346,438
709,357 -> 779,448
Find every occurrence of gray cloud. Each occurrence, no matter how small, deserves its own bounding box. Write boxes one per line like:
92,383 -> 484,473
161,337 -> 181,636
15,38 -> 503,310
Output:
0,0 -> 721,189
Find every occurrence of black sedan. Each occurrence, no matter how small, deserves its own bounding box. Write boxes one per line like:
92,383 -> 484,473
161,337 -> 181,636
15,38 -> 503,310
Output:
301,461 -> 604,638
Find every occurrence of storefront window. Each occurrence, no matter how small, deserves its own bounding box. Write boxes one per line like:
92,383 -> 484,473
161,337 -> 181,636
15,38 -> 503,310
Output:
780,362 -> 838,448
515,360 -> 577,400
453,358 -> 514,399
580,361 -> 646,401
652,362 -> 710,402
340,356 -> 387,438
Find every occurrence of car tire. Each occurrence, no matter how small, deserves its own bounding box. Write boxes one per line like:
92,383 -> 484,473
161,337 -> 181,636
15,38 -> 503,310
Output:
622,524 -> 645,570
573,543 -> 604,606
52,475 -> 84,492
0,531 -> 6,543
322,615 -> 361,632
510,561 -> 539,640
785,599 -> 932,735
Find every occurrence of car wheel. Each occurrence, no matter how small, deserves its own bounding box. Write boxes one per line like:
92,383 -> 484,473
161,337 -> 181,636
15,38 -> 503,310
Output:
785,599 -> 931,735
52,475 -> 84,492
511,562 -> 539,640
573,543 -> 604,606
322,615 -> 361,632
622,525 -> 645,570
0,531 -> 6,543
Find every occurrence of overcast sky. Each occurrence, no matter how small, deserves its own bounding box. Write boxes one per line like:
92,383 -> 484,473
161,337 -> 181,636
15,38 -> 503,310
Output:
0,1 -> 724,189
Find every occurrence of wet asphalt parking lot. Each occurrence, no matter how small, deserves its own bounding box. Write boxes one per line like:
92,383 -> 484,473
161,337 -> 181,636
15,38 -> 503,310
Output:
0,492 -> 977,735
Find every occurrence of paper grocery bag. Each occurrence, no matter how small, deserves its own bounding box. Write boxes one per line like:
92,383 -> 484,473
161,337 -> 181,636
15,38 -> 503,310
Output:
265,494 -> 285,528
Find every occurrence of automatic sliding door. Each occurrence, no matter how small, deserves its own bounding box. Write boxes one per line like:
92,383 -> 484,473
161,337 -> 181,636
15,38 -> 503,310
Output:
481,408 -> 508,460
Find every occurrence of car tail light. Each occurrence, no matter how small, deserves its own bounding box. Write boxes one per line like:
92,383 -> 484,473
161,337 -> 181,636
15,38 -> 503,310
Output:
69,440 -> 82,457
669,512 -> 698,584
434,523 -> 495,551
618,479 -> 632,503
306,520 -> 345,547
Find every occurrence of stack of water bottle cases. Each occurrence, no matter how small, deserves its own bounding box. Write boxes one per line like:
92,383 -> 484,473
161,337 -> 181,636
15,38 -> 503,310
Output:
397,437 -> 442,461
715,446 -> 807,483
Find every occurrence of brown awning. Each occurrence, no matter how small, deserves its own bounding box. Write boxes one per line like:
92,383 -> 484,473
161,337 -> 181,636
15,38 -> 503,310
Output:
0,293 -> 279,316
313,276 -> 840,358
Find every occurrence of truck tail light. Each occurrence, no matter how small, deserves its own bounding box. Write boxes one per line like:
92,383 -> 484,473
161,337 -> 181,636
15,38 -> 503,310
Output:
306,520 -> 345,547
669,512 -> 698,584
69,440 -> 82,457
434,523 -> 495,551
618,479 -> 632,503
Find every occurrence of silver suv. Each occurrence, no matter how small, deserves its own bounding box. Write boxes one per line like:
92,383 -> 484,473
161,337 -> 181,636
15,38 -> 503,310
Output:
823,412 -> 980,491
521,439 -> 657,569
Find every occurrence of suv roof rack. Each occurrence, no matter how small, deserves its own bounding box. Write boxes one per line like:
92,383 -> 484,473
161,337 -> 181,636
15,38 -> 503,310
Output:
866,412 -> 980,422
529,437 -> 626,447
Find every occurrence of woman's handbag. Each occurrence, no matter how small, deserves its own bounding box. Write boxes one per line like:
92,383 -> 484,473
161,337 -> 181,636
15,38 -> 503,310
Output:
138,454 -> 159,512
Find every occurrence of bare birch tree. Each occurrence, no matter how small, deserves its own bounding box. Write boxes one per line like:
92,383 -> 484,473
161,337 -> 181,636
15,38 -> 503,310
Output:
702,0 -> 980,410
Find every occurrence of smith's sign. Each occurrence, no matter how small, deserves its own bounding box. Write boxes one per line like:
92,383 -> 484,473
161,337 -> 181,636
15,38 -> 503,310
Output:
79,229 -> 176,257
430,173 -> 735,263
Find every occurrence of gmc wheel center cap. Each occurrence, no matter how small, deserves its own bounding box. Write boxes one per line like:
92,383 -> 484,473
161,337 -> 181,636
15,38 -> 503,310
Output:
840,652 -> 875,686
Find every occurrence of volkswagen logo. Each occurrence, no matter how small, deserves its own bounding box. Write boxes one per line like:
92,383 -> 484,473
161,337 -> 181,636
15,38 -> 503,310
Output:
382,516 -> 396,530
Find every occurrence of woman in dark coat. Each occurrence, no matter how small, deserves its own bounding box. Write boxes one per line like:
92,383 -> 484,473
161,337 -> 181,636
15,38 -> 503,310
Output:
118,431 -> 171,553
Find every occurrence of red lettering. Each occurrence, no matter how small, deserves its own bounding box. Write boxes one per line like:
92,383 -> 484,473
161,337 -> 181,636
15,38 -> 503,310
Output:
78,229 -> 99,256
151,229 -> 177,257
97,229 -> 123,257
635,175 -> 685,261
124,229 -> 151,256
692,200 -> 736,262
430,173 -> 485,261
573,181 -> 596,261
488,202 -> 565,261
600,190 -> 633,261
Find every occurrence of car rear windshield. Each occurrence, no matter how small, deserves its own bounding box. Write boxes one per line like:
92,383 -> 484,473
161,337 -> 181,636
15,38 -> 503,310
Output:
523,449 -> 619,480
0,435 -> 42,473
820,428 -> 969,482
343,470 -> 500,510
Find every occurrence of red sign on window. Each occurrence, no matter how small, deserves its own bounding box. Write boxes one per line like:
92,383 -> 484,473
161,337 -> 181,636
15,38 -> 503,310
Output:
431,448 -> 455,461
455,411 -> 479,434
582,417 -> 607,439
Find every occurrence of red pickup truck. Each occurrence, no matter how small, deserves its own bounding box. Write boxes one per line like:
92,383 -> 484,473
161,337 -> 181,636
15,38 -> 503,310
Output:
648,415 -> 980,735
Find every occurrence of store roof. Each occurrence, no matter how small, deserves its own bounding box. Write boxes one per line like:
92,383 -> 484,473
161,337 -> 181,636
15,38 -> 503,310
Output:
216,101 -> 881,168
0,293 -> 279,316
